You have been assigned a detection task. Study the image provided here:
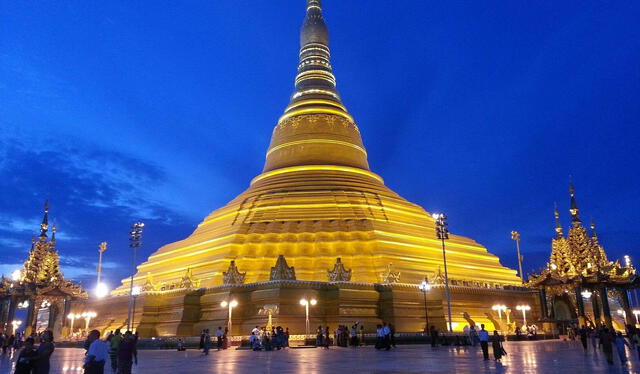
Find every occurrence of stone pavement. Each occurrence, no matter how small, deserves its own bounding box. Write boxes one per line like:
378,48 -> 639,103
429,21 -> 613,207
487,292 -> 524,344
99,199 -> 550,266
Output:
0,340 -> 638,374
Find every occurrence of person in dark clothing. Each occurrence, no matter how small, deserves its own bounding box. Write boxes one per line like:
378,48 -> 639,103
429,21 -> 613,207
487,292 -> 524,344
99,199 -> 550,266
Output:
599,328 -> 614,365
116,331 -> 136,374
578,326 -> 588,351
199,330 -> 205,350
492,331 -> 505,361
15,337 -> 37,374
389,324 -> 396,348
34,330 -> 55,374
429,326 -> 438,347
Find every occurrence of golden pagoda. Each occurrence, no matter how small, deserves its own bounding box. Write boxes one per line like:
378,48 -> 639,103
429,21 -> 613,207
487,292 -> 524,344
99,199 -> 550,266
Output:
80,0 -> 539,336
528,185 -> 638,331
0,202 -> 87,339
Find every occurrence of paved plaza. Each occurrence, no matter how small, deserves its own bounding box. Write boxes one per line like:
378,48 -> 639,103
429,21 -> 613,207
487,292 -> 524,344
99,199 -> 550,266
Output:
0,340 -> 638,374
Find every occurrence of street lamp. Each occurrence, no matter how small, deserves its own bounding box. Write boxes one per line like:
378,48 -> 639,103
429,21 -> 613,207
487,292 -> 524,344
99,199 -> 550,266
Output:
127,222 -> 144,331
96,242 -> 107,293
581,290 -> 592,299
516,305 -> 531,327
130,286 -> 141,331
617,309 -> 626,321
95,282 -> 110,298
11,269 -> 21,281
221,300 -> 238,336
511,231 -> 525,284
67,313 -> 80,336
299,298 -> 317,338
492,304 -> 507,330
17,300 -> 29,309
81,312 -> 97,331
418,278 -> 431,331
433,213 -> 453,332
11,320 -> 21,333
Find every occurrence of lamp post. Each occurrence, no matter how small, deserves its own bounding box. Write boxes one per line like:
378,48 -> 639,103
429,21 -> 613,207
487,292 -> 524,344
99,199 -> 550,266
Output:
581,289 -> 592,299
299,298 -> 317,338
11,320 -> 21,334
511,231 -> 524,284
67,313 -> 80,336
82,311 -> 97,331
95,242 -> 107,298
131,286 -> 141,332
433,213 -> 453,332
492,304 -> 507,331
127,222 -> 144,331
11,269 -> 21,282
516,305 -> 531,327
419,278 -> 431,332
220,300 -> 238,336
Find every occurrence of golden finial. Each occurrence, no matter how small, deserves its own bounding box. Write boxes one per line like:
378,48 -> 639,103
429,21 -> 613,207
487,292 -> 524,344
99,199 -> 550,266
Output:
553,203 -> 563,237
568,183 -> 580,224
99,242 -> 107,253
39,200 -> 49,239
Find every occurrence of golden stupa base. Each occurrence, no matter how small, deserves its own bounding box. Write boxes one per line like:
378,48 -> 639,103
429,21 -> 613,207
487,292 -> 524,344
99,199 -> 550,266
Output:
74,281 -> 539,337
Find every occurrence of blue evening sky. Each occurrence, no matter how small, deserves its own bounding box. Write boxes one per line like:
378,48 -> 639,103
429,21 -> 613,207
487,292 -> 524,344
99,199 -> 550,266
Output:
1,1 -> 639,289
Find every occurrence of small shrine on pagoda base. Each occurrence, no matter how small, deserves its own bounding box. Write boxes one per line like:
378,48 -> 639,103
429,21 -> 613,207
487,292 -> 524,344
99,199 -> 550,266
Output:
528,186 -> 639,332
0,203 -> 87,339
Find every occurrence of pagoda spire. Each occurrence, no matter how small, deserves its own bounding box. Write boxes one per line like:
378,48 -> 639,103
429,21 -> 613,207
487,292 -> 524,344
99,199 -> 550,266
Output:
554,203 -> 563,238
39,200 -> 49,240
569,183 -> 581,226
282,0 -> 348,121
589,219 -> 598,243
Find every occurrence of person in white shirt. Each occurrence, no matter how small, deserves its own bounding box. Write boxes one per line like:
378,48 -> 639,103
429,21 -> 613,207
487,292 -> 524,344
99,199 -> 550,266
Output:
85,329 -> 109,374
375,324 -> 384,349
478,324 -> 490,360
216,326 -> 224,351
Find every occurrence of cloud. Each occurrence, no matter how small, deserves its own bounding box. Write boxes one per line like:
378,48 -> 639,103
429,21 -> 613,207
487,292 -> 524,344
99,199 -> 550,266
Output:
0,136 -> 192,285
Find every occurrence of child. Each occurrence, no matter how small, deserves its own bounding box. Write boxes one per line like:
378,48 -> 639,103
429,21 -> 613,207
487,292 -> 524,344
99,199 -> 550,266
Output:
15,337 -> 37,374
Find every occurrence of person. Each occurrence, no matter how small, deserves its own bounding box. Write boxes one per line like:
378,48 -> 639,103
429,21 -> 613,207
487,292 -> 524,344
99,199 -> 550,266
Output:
324,326 -> 330,349
15,337 -> 37,374
360,325 -> 366,346
34,330 -> 55,374
382,323 -> 391,350
429,325 -> 438,348
132,332 -> 139,366
389,323 -> 396,348
578,326 -> 588,352
0,333 -> 5,355
84,330 -> 109,374
469,326 -> 478,346
250,332 -> 261,351
203,329 -> 211,355
116,331 -> 136,374
375,324 -> 384,349
216,326 -> 223,351
284,327 -> 290,348
632,330 -> 640,359
589,327 -> 598,352
177,339 -> 186,351
109,329 -> 123,373
316,326 -> 323,347
478,324 -> 490,361
198,329 -> 205,350
614,332 -> 631,364
350,325 -> 358,347
223,327 -> 229,349
492,331 -> 505,362
599,328 -> 614,365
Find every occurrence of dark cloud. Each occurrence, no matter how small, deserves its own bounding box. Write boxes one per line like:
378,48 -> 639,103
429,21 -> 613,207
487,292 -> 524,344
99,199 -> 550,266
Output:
0,137 -> 194,287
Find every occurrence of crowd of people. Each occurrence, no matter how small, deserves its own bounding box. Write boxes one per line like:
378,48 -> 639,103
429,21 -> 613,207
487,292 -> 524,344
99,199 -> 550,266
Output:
3,321 -> 639,372
83,328 -> 139,374
573,324 -> 640,366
